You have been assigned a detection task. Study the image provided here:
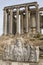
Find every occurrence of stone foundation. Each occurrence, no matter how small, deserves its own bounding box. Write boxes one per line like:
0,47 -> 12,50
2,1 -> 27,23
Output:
0,59 -> 43,65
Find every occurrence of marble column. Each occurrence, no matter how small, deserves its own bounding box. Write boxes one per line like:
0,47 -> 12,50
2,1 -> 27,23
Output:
28,11 -> 31,33
36,6 -> 40,33
9,9 -> 13,34
16,8 -> 21,34
7,12 -> 10,34
20,14 -> 24,34
25,6 -> 30,33
32,14 -> 36,34
32,15 -> 36,27
25,6 -> 29,33
3,9 -> 7,35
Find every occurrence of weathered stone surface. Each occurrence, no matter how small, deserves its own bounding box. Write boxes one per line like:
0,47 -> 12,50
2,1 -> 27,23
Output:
39,45 -> 43,56
2,38 -> 39,62
29,46 -> 39,62
0,59 -> 43,65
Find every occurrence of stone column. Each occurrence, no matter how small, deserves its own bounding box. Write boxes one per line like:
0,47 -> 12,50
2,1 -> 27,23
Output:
36,6 -> 40,33
9,9 -> 13,34
32,14 -> 36,34
25,6 -> 29,33
32,15 -> 36,27
20,14 -> 24,34
28,11 -> 31,33
25,6 -> 30,33
3,9 -> 7,35
16,8 -> 21,34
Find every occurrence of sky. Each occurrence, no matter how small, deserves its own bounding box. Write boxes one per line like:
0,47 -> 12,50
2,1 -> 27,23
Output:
0,0 -> 43,36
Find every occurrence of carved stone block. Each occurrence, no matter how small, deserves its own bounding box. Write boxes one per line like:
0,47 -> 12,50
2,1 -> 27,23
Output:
29,46 -> 39,62
2,39 -> 39,62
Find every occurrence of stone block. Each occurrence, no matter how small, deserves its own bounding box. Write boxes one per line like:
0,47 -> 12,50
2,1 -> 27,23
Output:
2,39 -> 39,62
29,46 -> 39,62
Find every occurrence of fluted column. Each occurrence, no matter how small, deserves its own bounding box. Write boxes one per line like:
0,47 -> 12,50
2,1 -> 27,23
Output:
28,11 -> 30,33
32,15 -> 36,27
3,9 -> 7,35
16,8 -> 21,34
25,6 -> 29,32
20,14 -> 24,34
16,8 -> 19,34
25,6 -> 30,33
9,9 -> 13,34
36,6 -> 40,33
32,14 -> 36,34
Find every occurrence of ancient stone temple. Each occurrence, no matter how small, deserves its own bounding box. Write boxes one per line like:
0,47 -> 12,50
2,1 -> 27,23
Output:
0,1 -> 43,65
3,2 -> 40,35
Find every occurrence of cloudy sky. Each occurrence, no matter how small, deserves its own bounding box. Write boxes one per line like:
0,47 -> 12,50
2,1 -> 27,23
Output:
0,0 -> 43,36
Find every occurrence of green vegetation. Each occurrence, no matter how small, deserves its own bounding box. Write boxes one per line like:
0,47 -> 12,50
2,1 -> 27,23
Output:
34,33 -> 41,38
39,37 -> 43,40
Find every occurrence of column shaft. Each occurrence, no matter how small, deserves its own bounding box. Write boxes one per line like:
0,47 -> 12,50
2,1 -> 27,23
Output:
16,8 -> 19,34
28,11 -> 30,33
36,8 -> 40,33
10,9 -> 13,34
20,14 -> 24,34
3,9 -> 7,35
16,8 -> 21,34
32,15 -> 36,27
25,6 -> 29,32
32,14 -> 36,34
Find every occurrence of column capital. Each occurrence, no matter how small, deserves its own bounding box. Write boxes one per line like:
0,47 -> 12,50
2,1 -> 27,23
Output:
3,9 -> 7,13
25,6 -> 28,9
7,8 -> 13,14
3,8 -> 7,11
35,4 -> 39,8
16,6 -> 20,9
